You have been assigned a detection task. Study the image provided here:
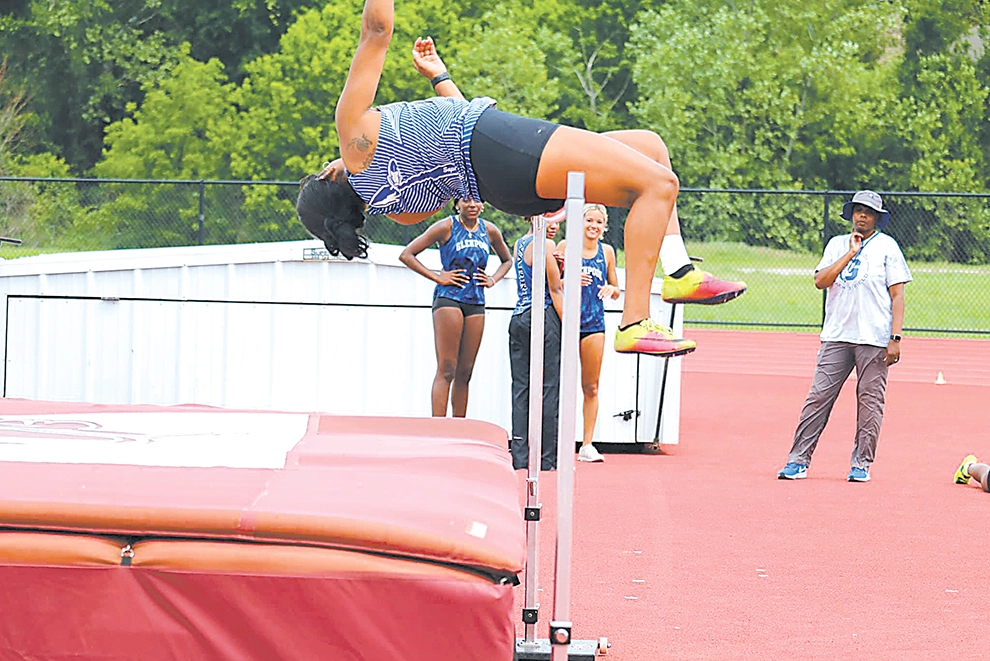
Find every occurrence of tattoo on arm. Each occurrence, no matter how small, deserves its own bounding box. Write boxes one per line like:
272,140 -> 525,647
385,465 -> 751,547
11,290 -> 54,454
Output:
349,134 -> 375,169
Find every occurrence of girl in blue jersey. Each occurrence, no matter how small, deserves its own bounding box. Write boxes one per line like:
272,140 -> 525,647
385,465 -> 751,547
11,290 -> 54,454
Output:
508,215 -> 564,471
399,198 -> 512,417
294,0 -> 698,358
556,205 -> 620,463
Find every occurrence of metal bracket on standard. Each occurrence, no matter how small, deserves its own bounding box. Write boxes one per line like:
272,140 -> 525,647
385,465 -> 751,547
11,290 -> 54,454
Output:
550,621 -> 572,646
612,409 -> 640,422
524,506 -> 542,521
522,608 -> 539,625
515,638 -> 606,660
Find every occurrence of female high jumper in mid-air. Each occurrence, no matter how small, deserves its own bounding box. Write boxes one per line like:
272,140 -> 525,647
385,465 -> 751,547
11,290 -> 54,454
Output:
295,0 -> 744,356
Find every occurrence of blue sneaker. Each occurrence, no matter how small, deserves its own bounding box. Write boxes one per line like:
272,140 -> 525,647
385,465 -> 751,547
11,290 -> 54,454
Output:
777,462 -> 807,480
848,466 -> 871,482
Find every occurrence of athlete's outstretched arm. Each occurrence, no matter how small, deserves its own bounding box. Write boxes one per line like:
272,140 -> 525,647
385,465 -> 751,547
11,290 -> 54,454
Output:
412,37 -> 464,100
336,0 -> 394,150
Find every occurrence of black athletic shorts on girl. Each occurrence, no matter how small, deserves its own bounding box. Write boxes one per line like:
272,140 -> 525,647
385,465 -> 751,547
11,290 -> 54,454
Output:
470,108 -> 565,217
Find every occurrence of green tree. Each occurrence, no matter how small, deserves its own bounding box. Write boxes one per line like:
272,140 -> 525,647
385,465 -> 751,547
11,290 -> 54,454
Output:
0,0 -> 311,174
87,51 -> 247,249
884,54 -> 990,263
878,0 -> 990,262
0,57 -> 32,243
893,0 -> 990,192
628,1 -> 903,249
144,0 -> 314,82
0,0 -> 184,172
0,60 -> 27,175
0,58 -> 79,251
95,50 -> 237,180
553,0 -> 644,131
450,3 -> 563,119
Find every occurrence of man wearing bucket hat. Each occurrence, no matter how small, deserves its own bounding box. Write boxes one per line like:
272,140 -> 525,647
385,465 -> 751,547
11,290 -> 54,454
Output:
777,190 -> 912,483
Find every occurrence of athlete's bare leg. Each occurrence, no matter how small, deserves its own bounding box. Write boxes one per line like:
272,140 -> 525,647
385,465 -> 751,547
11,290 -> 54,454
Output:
535,126 -> 678,327
601,130 -> 683,237
969,462 -> 990,487
450,313 -> 485,417
432,307 -> 465,416
579,333 -> 606,445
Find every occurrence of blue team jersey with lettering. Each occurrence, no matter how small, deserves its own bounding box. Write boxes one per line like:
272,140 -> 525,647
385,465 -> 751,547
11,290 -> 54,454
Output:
346,97 -> 497,216
579,243 -> 608,334
435,216 -> 492,306
512,234 -> 552,316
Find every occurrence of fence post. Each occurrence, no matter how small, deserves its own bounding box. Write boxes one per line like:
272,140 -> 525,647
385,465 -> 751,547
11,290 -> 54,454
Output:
821,192 -> 830,326
198,181 -> 206,246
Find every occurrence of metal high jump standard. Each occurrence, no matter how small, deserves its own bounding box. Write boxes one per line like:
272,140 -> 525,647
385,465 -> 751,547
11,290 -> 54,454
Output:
515,172 -> 609,660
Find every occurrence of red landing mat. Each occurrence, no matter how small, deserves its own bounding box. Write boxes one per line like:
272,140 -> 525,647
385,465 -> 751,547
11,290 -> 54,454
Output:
0,399 -> 523,661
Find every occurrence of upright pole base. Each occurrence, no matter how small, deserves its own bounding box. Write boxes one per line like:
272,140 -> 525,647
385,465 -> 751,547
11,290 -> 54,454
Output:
515,637 -> 608,660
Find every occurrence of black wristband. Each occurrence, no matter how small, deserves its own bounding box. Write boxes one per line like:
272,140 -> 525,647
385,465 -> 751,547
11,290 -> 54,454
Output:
430,72 -> 451,88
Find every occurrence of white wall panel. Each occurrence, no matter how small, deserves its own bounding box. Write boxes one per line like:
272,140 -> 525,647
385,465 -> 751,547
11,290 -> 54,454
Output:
0,241 -> 682,445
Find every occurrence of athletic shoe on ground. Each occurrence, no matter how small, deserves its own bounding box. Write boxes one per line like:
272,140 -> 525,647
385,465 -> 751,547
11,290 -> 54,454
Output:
954,454 -> 979,484
613,319 -> 697,357
847,466 -> 871,482
777,462 -> 807,480
662,269 -> 747,305
578,444 -> 605,463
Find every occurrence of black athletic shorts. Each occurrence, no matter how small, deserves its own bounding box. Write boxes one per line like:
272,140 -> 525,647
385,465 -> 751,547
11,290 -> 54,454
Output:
469,107 -> 565,217
432,296 -> 485,317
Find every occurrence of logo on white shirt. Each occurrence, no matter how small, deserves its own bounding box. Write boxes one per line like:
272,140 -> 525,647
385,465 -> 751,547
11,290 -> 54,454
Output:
369,159 -> 459,209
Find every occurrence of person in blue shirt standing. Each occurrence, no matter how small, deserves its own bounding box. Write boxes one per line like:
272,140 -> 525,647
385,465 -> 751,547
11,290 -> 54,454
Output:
509,215 -> 564,471
777,191 -> 912,483
556,204 -> 621,463
400,198 -> 512,417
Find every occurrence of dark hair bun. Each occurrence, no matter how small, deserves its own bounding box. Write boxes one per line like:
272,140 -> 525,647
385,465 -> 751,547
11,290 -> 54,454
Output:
322,217 -> 369,260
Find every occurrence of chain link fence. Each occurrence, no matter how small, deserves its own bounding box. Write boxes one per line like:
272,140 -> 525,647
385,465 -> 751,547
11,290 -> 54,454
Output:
2,177 -> 988,337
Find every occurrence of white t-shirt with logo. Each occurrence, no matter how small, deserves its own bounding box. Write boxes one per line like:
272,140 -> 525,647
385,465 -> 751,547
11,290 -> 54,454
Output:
817,232 -> 912,347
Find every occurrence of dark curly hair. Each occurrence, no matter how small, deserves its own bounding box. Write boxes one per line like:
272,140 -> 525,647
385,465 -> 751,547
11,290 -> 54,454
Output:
295,173 -> 369,260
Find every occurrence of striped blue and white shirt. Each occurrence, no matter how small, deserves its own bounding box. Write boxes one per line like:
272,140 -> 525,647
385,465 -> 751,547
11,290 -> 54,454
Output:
347,97 -> 497,216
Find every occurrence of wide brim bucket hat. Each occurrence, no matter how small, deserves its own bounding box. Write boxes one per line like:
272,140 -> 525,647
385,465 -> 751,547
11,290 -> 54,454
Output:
841,190 -> 890,228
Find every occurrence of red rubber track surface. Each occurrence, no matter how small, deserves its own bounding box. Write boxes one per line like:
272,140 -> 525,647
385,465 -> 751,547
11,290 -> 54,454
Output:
515,330 -> 990,660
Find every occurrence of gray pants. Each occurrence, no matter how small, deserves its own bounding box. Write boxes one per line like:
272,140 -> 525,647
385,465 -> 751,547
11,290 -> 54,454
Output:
787,342 -> 889,469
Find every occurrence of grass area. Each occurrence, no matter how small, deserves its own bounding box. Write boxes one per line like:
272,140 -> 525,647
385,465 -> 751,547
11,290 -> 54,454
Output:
679,242 -> 821,330
619,241 -> 990,338
0,245 -> 61,259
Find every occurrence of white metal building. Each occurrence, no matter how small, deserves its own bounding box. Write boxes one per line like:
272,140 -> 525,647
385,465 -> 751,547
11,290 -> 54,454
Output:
0,240 -> 684,447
